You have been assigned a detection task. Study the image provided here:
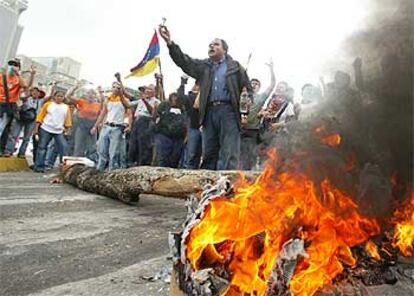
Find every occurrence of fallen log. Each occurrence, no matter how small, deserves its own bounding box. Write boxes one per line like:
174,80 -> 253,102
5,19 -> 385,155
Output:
63,164 -> 260,204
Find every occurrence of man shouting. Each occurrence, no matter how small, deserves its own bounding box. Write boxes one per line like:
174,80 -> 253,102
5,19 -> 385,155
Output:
159,25 -> 252,170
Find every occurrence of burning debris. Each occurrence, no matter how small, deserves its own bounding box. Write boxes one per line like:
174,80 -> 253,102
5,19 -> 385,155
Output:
266,238 -> 308,295
169,151 -> 414,296
392,195 -> 414,257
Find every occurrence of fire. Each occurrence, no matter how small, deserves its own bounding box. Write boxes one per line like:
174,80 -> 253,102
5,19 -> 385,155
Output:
392,194 -> 414,257
365,240 -> 381,261
185,152 -> 380,296
321,134 -> 341,147
313,125 -> 341,147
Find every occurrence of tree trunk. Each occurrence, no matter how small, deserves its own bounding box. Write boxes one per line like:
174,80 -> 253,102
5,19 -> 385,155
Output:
63,165 -> 260,204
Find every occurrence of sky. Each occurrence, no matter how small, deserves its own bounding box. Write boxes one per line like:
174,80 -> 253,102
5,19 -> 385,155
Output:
18,0 -> 371,94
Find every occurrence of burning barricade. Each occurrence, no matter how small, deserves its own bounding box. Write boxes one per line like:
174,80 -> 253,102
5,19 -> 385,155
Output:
169,138 -> 413,295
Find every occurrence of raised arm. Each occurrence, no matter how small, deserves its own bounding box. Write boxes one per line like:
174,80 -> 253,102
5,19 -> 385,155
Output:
319,76 -> 327,99
177,75 -> 191,109
120,93 -> 131,109
114,73 -> 133,99
66,81 -> 82,104
20,65 -> 36,90
158,25 -> 204,79
353,57 -> 364,91
240,65 -> 254,99
263,59 -> 276,98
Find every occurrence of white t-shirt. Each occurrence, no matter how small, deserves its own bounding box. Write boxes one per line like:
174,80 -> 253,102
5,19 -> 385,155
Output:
106,95 -> 126,125
38,102 -> 71,134
134,97 -> 160,118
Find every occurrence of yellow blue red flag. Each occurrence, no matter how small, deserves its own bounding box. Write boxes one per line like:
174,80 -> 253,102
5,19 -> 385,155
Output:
126,31 -> 160,78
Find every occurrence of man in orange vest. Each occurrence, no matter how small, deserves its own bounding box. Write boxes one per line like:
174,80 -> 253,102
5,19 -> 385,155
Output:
0,58 -> 36,145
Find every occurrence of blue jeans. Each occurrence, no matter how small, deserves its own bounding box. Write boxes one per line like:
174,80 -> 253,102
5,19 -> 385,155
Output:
115,134 -> 127,169
35,128 -> 68,171
201,105 -> 240,170
45,140 -> 58,168
154,133 -> 184,168
97,125 -> 122,172
0,111 -> 12,140
184,127 -> 202,169
4,119 -> 35,155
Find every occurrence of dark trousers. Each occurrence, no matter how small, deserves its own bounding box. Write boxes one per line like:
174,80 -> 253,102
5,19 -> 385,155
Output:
240,129 -> 259,170
32,135 -> 39,163
154,133 -> 184,168
128,116 -> 154,166
184,127 -> 202,169
201,105 -> 240,170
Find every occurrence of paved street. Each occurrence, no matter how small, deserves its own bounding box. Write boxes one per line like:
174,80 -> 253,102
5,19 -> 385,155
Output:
0,171 -> 186,296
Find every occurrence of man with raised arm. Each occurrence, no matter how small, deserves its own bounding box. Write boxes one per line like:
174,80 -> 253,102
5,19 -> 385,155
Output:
158,25 -> 253,170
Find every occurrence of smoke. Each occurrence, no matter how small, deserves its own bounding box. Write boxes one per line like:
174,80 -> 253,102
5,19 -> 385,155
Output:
269,0 -> 413,220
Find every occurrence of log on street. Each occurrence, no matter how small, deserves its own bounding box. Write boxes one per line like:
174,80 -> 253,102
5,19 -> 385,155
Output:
63,164 -> 260,204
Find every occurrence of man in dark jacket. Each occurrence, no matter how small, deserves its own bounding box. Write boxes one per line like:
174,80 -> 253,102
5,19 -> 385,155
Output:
154,92 -> 187,168
158,25 -> 253,170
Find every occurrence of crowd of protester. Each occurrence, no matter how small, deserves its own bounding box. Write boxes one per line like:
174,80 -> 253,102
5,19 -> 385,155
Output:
0,26 -> 375,173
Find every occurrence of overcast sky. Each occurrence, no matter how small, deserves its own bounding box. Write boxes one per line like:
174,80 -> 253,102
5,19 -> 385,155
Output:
18,0 -> 371,94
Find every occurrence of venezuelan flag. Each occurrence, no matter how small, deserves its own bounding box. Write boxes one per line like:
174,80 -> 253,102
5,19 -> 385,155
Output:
126,31 -> 160,78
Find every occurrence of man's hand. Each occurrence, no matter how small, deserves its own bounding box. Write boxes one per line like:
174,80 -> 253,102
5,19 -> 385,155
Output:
29,65 -> 36,75
123,126 -> 131,134
258,109 -> 270,118
155,73 -> 163,81
353,57 -> 362,69
241,115 -> 248,127
32,127 -> 38,135
90,126 -> 97,135
181,75 -> 189,85
265,58 -> 274,69
158,25 -> 172,45
114,72 -> 121,82
270,122 -> 283,131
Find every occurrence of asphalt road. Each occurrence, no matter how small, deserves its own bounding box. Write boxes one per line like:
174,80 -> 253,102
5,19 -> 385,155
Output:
0,171 -> 187,296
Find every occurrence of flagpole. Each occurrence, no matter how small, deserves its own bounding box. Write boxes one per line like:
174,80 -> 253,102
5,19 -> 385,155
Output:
156,56 -> 165,101
245,52 -> 253,72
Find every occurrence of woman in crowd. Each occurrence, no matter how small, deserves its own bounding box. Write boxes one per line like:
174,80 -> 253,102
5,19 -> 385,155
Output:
32,90 -> 72,173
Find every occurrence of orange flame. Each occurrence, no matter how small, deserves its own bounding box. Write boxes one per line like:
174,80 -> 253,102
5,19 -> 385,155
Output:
365,240 -> 381,261
392,194 -> 414,257
186,155 -> 380,296
321,134 -> 341,147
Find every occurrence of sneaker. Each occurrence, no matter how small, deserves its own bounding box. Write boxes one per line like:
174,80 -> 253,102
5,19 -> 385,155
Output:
2,153 -> 12,158
17,154 -> 26,159
33,168 -> 45,173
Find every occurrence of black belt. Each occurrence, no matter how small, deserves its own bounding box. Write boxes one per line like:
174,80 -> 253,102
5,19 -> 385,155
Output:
106,122 -> 124,128
208,100 -> 231,107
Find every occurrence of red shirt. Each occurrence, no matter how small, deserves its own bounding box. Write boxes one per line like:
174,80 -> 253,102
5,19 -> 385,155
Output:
76,98 -> 101,120
0,74 -> 21,103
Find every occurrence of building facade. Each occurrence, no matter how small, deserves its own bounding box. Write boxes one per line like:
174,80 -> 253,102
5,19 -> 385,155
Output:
0,0 -> 28,67
17,55 -> 83,92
